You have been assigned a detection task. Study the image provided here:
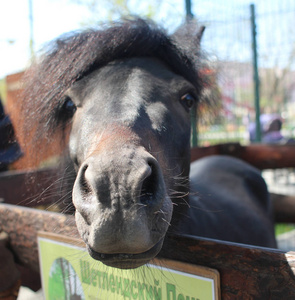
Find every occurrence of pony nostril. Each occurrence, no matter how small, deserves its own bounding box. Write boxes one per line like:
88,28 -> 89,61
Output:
80,164 -> 92,195
140,161 -> 160,206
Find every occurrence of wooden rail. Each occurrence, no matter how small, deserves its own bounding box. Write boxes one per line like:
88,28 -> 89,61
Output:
0,167 -> 60,208
191,143 -> 295,170
2,143 -> 295,223
1,203 -> 295,299
1,143 -> 295,297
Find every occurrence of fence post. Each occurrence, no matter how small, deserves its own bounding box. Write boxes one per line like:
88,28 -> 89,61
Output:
28,0 -> 34,59
250,4 -> 261,142
185,0 -> 194,20
185,0 -> 198,147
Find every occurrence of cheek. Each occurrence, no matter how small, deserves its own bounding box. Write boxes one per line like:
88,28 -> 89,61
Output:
161,112 -> 191,157
68,114 -> 88,166
68,108 -> 100,165
167,110 -> 191,156
69,134 -> 78,166
63,122 -> 72,145
163,195 -> 173,220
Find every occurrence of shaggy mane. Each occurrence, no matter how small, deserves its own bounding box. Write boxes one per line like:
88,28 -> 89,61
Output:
22,18 -> 205,140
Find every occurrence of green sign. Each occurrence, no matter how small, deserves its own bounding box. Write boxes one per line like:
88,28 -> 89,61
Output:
38,232 -> 220,300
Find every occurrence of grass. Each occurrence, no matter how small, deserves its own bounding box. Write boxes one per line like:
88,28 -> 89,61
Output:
0,78 -> 7,102
275,223 -> 295,236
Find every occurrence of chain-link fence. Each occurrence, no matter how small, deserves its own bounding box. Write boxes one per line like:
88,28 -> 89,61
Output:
189,0 -> 295,250
189,0 -> 295,146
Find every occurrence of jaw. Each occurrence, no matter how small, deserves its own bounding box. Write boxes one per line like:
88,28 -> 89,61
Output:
86,238 -> 165,269
74,195 -> 172,269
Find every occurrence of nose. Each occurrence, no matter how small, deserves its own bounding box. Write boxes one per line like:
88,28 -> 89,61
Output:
72,144 -> 172,256
73,147 -> 165,218
138,157 -> 164,206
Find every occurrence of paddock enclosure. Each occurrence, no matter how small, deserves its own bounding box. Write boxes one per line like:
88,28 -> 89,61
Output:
1,1 -> 295,299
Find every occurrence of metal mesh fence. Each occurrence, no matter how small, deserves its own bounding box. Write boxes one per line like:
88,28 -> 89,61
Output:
188,1 -> 295,250
190,0 -> 295,146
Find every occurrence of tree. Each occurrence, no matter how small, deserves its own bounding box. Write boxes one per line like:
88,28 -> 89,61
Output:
72,0 -> 183,29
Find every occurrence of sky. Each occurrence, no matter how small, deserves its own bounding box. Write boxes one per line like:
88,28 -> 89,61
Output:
0,0 -> 291,79
1,0 -> 186,79
0,0 -> 91,79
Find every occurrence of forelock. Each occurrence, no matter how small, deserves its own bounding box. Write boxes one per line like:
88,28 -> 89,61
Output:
22,18 -> 204,140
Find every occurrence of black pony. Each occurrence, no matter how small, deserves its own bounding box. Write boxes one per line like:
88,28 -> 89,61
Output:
22,19 -> 276,269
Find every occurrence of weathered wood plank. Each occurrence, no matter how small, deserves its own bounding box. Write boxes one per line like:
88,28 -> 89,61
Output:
1,203 -> 295,298
160,235 -> 295,299
2,144 -> 295,217
0,204 -> 79,272
271,193 -> 295,223
0,168 -> 60,207
191,143 -> 295,170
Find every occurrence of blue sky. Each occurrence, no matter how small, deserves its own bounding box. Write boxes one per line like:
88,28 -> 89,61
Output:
0,0 -> 291,79
0,0 -> 90,78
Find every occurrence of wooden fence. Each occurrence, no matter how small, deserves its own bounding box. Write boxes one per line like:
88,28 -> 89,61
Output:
1,143 -> 295,298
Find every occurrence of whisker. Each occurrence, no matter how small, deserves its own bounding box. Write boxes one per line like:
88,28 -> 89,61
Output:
161,218 -> 171,227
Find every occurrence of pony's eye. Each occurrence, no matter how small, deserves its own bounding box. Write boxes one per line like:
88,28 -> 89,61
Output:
60,96 -> 77,120
180,93 -> 196,110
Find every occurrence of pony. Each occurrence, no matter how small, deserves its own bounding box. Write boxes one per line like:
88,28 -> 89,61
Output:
22,18 -> 276,269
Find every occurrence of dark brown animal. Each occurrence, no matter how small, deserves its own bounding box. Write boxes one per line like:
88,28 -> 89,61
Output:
22,19 -> 276,269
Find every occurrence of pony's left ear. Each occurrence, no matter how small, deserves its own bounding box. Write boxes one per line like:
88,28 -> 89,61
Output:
196,25 -> 205,47
171,20 -> 206,53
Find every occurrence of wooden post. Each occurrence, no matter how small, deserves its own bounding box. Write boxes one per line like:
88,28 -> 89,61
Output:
190,143 -> 295,169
